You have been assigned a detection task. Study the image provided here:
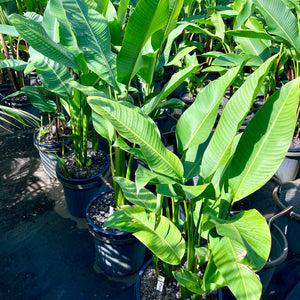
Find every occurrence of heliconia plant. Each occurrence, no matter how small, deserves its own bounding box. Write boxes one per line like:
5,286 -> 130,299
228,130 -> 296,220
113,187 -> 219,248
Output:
7,0 -> 203,206
88,53 -> 300,299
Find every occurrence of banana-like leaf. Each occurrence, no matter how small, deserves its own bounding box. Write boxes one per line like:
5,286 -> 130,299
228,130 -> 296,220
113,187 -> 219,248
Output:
215,210 -> 271,271
173,269 -> 205,294
29,48 -> 73,99
135,164 -> 175,192
88,96 -> 184,180
61,0 -> 119,90
158,22 -> 190,69
226,29 -> 273,40
123,206 -> 185,265
113,138 -> 145,161
201,55 -> 277,180
177,66 -> 241,154
9,14 -> 79,70
142,63 -> 200,116
43,1 -> 59,42
92,111 -> 114,144
0,24 -> 19,36
22,86 -> 57,113
210,232 -> 262,300
228,78 -> 300,201
151,0 -> 184,53
117,0 -> 169,85
233,0 -> 254,30
49,0 -> 81,55
183,134 -> 212,182
113,177 -> 157,212
253,0 -> 300,56
118,0 -> 130,26
0,59 -> 27,71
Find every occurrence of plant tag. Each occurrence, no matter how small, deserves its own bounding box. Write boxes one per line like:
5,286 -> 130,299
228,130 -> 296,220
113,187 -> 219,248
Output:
109,206 -> 114,216
156,275 -> 165,292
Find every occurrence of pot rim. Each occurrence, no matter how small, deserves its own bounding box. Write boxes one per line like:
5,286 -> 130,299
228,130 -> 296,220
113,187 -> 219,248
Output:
273,185 -> 300,220
86,189 -> 134,242
33,128 -> 72,150
56,150 -> 110,185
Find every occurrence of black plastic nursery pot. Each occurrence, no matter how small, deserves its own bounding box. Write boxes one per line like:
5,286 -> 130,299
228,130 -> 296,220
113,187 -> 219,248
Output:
56,151 -> 110,218
33,130 -> 72,179
274,148 -> 300,183
258,223 -> 288,294
86,190 -> 146,278
273,182 -> 300,256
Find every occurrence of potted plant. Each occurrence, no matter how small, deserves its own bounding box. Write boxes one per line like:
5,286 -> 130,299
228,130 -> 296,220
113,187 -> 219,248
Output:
88,52 -> 300,299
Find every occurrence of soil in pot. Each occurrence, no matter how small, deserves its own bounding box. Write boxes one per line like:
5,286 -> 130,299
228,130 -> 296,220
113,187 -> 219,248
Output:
33,126 -> 72,179
57,150 -> 110,217
137,259 -> 219,300
62,150 -> 108,179
36,124 -> 72,146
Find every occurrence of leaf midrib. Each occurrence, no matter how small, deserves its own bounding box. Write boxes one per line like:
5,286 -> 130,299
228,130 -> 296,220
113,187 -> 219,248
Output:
233,86 -> 295,200
90,99 -> 182,179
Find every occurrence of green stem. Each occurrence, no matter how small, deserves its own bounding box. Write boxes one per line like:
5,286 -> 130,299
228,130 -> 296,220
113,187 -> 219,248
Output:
114,146 -> 125,207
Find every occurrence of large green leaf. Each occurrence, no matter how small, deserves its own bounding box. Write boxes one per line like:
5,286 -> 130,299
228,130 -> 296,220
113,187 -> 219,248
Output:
113,177 -> 157,212
228,78 -> 300,201
214,210 -> 271,272
49,0 -> 81,55
117,0 -> 169,85
0,24 -> 19,36
9,14 -> 79,70
142,63 -> 200,116
0,59 -> 27,71
22,86 -> 57,113
29,48 -> 73,99
124,206 -> 185,265
61,0 -> 119,90
88,96 -> 184,180
253,0 -> 300,56
210,231 -> 262,300
201,55 -> 277,180
176,65 -> 241,154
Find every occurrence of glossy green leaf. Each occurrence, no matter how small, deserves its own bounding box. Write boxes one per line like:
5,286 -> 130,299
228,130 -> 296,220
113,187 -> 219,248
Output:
29,48 -> 73,99
61,0 -> 119,90
226,29 -> 273,40
91,111 -> 114,144
134,164 -> 175,192
117,0 -> 169,85
228,78 -> 300,201
0,59 -> 27,71
49,0 -> 80,54
9,14 -> 78,70
177,65 -> 241,154
22,86 -> 56,112
142,63 -> 200,116
0,24 -> 19,36
124,206 -> 185,265
173,269 -> 205,295
253,0 -> 300,55
182,134 -> 212,182
113,177 -> 157,212
201,55 -> 277,180
215,210 -> 271,271
210,231 -> 262,300
88,96 -> 184,180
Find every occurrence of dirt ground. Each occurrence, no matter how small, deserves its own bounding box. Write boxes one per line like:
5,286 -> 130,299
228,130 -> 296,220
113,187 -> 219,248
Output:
0,125 -> 299,300
0,126 -> 137,300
